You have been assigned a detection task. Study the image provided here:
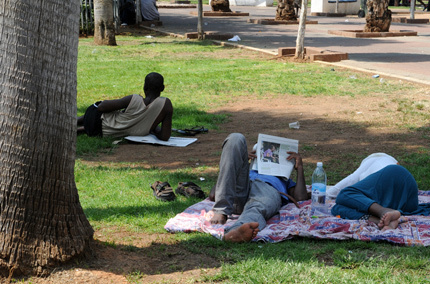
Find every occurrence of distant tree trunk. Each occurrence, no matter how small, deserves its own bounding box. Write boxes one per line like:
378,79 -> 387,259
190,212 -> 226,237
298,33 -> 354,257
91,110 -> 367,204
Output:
295,0 -> 308,58
276,0 -> 298,20
94,0 -> 117,45
198,0 -> 204,39
410,0 -> 415,19
364,0 -> 392,32
0,0 -> 94,277
211,0 -> 232,12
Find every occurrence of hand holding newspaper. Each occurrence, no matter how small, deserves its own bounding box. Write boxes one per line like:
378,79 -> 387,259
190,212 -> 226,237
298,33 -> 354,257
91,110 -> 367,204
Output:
250,134 -> 299,179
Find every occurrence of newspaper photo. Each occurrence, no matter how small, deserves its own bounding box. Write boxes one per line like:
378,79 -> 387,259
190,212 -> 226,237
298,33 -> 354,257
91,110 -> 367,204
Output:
255,133 -> 299,178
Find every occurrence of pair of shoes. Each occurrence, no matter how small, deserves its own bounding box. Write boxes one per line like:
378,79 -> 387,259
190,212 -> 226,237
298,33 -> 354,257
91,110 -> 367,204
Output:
175,182 -> 206,199
151,181 -> 176,202
172,126 -> 208,136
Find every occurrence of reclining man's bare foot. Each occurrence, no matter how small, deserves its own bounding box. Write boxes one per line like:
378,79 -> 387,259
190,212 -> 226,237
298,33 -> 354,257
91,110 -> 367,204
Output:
210,212 -> 227,225
378,210 -> 401,231
223,222 -> 259,243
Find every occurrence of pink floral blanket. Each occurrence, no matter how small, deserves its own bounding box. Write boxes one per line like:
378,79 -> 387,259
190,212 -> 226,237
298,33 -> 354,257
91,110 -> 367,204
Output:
164,190 -> 430,246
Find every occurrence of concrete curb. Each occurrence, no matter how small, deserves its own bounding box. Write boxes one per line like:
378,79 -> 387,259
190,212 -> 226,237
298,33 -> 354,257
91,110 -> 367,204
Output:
318,61 -> 430,86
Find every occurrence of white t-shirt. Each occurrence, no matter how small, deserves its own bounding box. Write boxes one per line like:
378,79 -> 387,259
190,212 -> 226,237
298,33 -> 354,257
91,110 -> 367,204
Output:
327,153 -> 398,199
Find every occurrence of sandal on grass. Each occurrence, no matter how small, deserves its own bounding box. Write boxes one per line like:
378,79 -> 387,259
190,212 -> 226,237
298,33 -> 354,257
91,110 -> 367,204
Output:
151,181 -> 176,202
175,182 -> 206,199
172,126 -> 208,136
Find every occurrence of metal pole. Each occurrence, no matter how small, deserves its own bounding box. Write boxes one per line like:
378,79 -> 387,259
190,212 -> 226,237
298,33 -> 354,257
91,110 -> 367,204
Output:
136,0 -> 142,23
88,0 -> 93,34
113,0 -> 119,32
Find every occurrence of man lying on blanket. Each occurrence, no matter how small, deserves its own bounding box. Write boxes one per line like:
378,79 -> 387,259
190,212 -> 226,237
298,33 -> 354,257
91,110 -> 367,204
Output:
208,133 -> 309,243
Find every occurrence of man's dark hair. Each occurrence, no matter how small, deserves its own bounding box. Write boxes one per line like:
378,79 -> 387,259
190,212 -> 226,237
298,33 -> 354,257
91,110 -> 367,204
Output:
144,72 -> 164,93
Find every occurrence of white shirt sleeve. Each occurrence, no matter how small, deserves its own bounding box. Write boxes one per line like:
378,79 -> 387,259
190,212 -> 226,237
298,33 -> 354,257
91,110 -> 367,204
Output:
327,153 -> 398,199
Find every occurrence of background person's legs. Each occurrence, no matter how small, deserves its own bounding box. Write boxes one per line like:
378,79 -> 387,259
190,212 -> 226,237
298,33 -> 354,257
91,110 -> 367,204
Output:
331,187 -> 376,219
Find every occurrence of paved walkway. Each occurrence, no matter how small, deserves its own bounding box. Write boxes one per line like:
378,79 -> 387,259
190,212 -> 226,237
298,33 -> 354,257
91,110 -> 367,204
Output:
154,5 -> 430,85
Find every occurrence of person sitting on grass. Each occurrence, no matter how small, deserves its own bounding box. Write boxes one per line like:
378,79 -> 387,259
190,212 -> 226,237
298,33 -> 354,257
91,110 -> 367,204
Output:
77,72 -> 173,141
140,0 -> 160,21
331,164 -> 430,231
208,133 -> 309,243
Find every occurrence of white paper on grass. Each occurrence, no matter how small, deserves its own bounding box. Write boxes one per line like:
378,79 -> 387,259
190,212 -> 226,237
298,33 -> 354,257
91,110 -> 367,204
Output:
228,35 -> 241,42
125,134 -> 197,147
255,133 -> 299,179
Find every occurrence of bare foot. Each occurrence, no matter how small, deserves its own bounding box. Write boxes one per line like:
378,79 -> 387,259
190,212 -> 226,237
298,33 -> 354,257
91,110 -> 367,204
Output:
223,222 -> 259,243
378,210 -> 401,231
210,212 -> 227,225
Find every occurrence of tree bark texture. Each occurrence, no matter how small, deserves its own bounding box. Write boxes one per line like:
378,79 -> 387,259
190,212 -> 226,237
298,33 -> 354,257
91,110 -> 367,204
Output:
94,0 -> 117,45
0,0 -> 94,276
364,0 -> 392,32
210,0 -> 232,12
276,0 -> 298,21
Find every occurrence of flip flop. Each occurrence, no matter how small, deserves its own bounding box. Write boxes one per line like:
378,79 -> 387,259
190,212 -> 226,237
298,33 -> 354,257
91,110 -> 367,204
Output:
175,182 -> 206,199
151,181 -> 176,201
172,126 -> 208,136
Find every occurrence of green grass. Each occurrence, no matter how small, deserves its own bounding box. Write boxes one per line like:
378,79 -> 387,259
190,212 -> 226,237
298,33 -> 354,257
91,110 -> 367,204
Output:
77,36 -> 412,110
76,34 -> 426,156
76,160 -> 218,232
75,33 -> 430,283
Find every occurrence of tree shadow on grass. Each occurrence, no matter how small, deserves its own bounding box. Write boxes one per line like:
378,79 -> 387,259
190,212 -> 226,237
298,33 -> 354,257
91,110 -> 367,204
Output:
80,100 -> 430,187
14,233 -> 429,283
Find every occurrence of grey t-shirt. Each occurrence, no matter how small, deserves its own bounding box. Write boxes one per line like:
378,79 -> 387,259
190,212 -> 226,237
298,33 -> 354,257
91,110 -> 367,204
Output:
140,0 -> 159,21
101,94 -> 165,137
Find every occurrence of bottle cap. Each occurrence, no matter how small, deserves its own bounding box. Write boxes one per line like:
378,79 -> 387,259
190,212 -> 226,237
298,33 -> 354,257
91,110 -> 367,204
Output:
317,162 -> 323,167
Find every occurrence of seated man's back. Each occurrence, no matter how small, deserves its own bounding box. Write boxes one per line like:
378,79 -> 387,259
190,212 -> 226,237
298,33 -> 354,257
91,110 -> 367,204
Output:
140,0 -> 159,21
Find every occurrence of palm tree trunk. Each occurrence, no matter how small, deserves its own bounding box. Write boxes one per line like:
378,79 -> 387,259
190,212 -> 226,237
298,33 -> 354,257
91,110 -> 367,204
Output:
210,0 -> 232,12
276,0 -> 298,21
0,0 -> 94,276
364,0 -> 392,32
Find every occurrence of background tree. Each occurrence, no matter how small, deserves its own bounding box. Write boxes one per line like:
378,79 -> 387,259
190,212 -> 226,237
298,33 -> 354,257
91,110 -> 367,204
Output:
295,0 -> 309,58
364,0 -> 392,32
94,0 -> 117,45
0,0 -> 94,276
210,0 -> 232,12
276,0 -> 298,21
198,0 -> 204,39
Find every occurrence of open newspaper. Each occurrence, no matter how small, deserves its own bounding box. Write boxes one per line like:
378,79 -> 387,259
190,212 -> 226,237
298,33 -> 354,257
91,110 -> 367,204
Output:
250,133 -> 299,178
125,134 -> 197,147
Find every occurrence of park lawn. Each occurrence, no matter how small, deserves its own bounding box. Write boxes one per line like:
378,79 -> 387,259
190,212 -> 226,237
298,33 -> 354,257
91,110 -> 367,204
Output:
75,32 -> 430,283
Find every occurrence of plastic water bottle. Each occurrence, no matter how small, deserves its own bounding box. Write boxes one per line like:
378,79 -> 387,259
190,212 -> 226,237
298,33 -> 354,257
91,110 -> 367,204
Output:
311,162 -> 328,216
